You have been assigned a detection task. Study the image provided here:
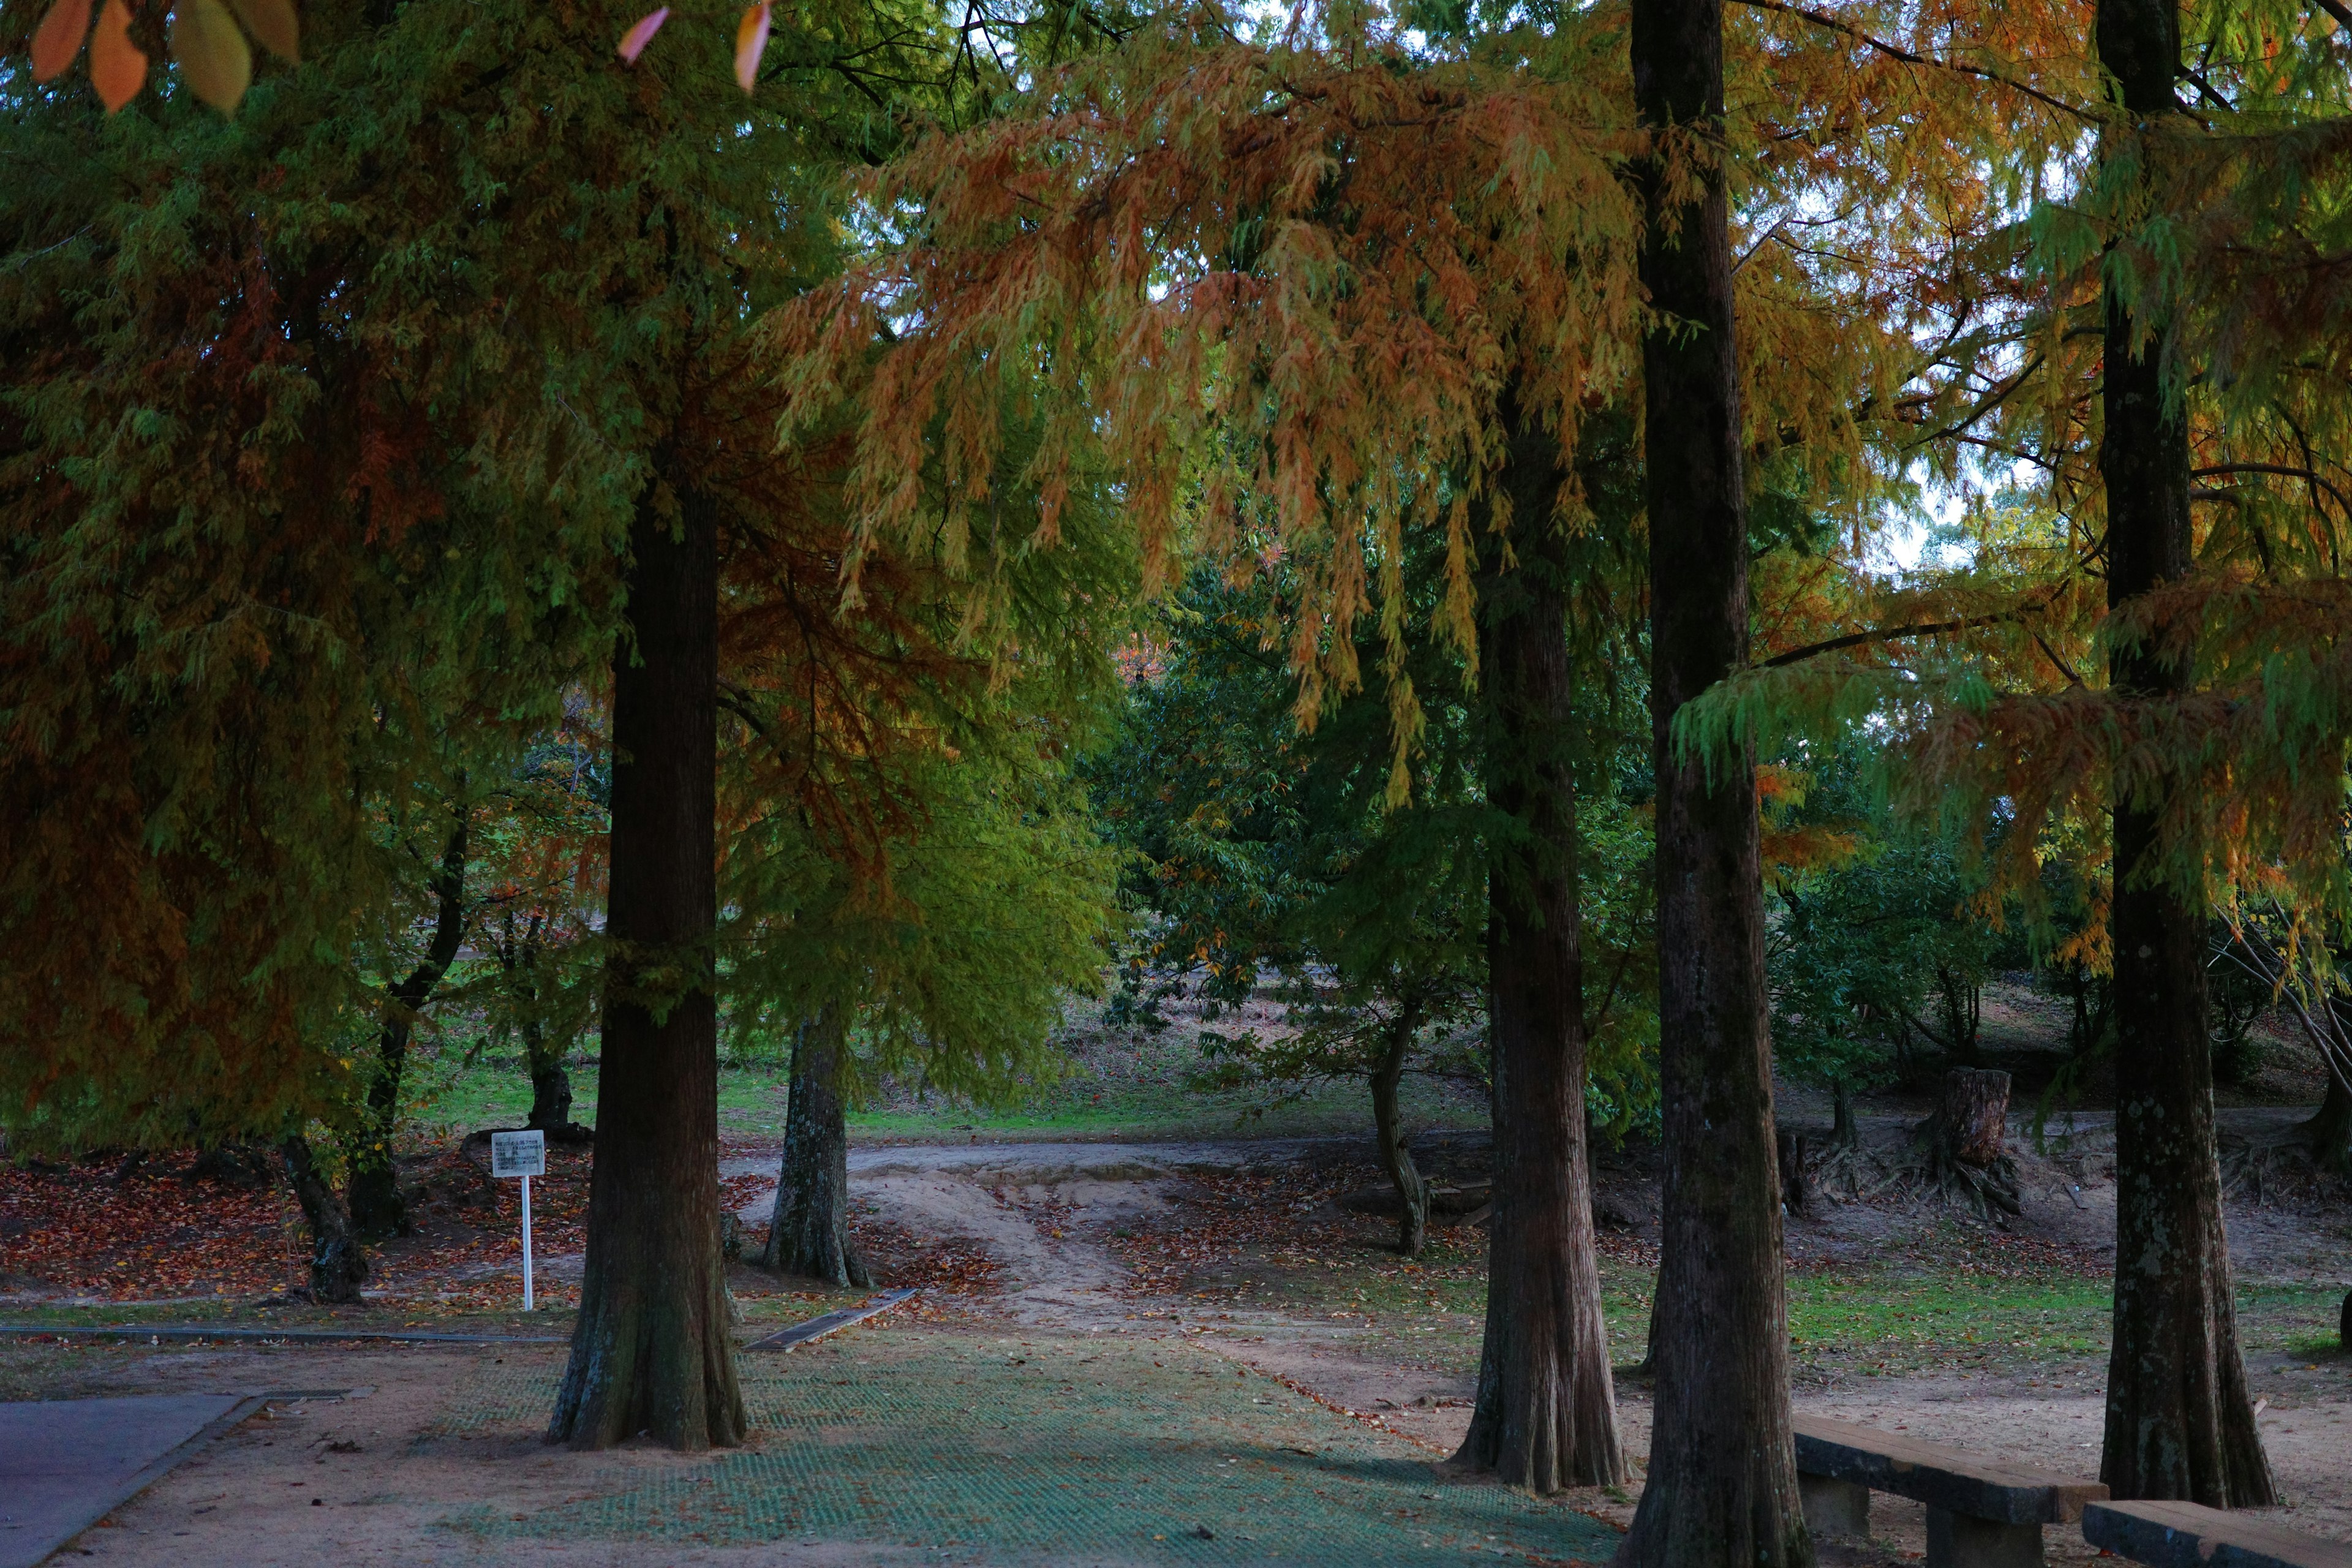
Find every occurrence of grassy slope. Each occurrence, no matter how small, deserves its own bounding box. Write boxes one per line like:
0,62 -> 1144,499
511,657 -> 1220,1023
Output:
401,992 -> 1489,1147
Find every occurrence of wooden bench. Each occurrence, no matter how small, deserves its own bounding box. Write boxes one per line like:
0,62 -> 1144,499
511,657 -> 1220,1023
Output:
1795,1415 -> 2108,1568
2083,1499 -> 2352,1568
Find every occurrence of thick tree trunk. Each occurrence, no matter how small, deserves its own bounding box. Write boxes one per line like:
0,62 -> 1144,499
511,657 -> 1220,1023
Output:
1619,0 -> 1807,1557
548,482 -> 745,1452
1830,1079 -> 1857,1147
349,811 -> 468,1238
1928,1067 -> 2011,1167
760,1006 -> 870,1287
2095,0 -> 2273,1504
1370,1002 -> 1430,1257
1922,1067 -> 2021,1219
1452,401 -> 1624,1493
282,1134 -> 368,1305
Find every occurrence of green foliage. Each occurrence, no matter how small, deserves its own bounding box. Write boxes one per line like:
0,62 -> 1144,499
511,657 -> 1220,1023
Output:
725,755 -> 1124,1107
1090,558 -> 1661,1136
1766,741 -> 2019,1115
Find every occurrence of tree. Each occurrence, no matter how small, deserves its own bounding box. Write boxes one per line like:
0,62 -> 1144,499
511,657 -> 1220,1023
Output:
775,5 -> 1669,1488
552,475 -> 744,1449
469,723 -> 608,1141
1616,0 -> 1811,1554
762,1005 -> 869,1285
1455,402 -> 1624,1490
2090,0 -> 2274,1505
1093,564 -> 1490,1257
5,0 -> 978,1449
348,796 -> 470,1236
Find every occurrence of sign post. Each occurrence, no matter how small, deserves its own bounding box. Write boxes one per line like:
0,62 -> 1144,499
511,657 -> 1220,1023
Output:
489,1129 -> 548,1311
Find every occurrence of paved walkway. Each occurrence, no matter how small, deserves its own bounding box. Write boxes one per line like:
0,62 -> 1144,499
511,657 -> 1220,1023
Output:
0,1393 -> 247,1568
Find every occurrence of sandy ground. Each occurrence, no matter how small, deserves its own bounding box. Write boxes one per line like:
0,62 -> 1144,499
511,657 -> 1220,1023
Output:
26,1111 -> 2352,1566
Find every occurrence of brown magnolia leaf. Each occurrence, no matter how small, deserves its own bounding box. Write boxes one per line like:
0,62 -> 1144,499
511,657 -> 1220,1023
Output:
89,0 -> 146,111
733,0 -> 767,94
31,0 -> 94,81
170,0 -> 250,111
225,0 -> 296,61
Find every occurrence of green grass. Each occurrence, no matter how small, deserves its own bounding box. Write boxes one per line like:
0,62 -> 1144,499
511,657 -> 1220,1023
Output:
855,1014 -> 1488,1143
1196,1240 -> 2349,1389
400,1011 -> 1488,1147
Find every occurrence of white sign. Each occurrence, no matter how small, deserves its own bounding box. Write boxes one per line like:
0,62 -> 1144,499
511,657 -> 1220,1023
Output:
490,1129 -> 546,1178
489,1129 -> 547,1311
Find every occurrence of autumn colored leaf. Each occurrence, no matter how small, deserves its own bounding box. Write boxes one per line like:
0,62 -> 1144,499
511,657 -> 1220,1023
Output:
227,0 -> 298,63
30,0 -> 93,82
617,7 -> 668,63
171,0 -> 251,112
733,0 -> 767,94
89,0 -> 145,112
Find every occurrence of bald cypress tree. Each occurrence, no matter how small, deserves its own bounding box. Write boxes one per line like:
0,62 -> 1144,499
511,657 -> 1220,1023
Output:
1618,0 -> 1809,1558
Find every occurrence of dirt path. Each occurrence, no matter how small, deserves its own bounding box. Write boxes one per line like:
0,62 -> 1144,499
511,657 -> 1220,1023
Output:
720,1140 -> 1344,1331
724,1127 -> 2352,1559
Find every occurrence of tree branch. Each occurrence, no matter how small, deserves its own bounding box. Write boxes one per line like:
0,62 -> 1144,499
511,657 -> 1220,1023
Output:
1730,0 -> 2095,123
1758,608 -> 2019,668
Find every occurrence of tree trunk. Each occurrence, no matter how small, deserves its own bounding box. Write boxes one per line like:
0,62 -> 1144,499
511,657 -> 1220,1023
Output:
528,1046 -> 578,1137
350,810 -> 469,1238
281,1134 -> 368,1305
548,481 -> 745,1452
1928,1067 -> 2011,1167
1619,0 -> 1807,1556
2096,0 -> 2273,1504
760,1005 -> 871,1287
1371,1001 -> 1430,1258
1830,1079 -> 1856,1147
1452,397 -> 1624,1493
1936,967 -> 1982,1065
1922,1067 -> 2021,1219
1776,1128 -> 1808,1216
2301,1058 -> 2351,1175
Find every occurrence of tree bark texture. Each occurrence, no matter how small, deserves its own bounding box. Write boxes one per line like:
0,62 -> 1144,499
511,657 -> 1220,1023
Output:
1452,402 -> 1625,1493
1922,1067 -> 2021,1220
548,482 -> 745,1452
1619,0 -> 1809,1556
1370,1001 -> 1431,1257
2095,0 -> 2274,1507
761,1006 -> 871,1287
350,811 -> 469,1238
1928,1068 -> 2011,1167
282,1134 -> 368,1304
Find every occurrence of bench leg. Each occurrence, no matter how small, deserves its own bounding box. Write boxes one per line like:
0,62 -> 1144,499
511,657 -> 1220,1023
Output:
1800,1475 -> 1870,1539
1925,1507 -> 2043,1568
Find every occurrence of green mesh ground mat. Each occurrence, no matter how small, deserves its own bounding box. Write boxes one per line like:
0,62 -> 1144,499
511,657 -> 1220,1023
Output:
435,1327 -> 1621,1566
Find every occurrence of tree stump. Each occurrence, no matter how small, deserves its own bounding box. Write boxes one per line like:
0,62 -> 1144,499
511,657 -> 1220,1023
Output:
1921,1068 -> 2021,1219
